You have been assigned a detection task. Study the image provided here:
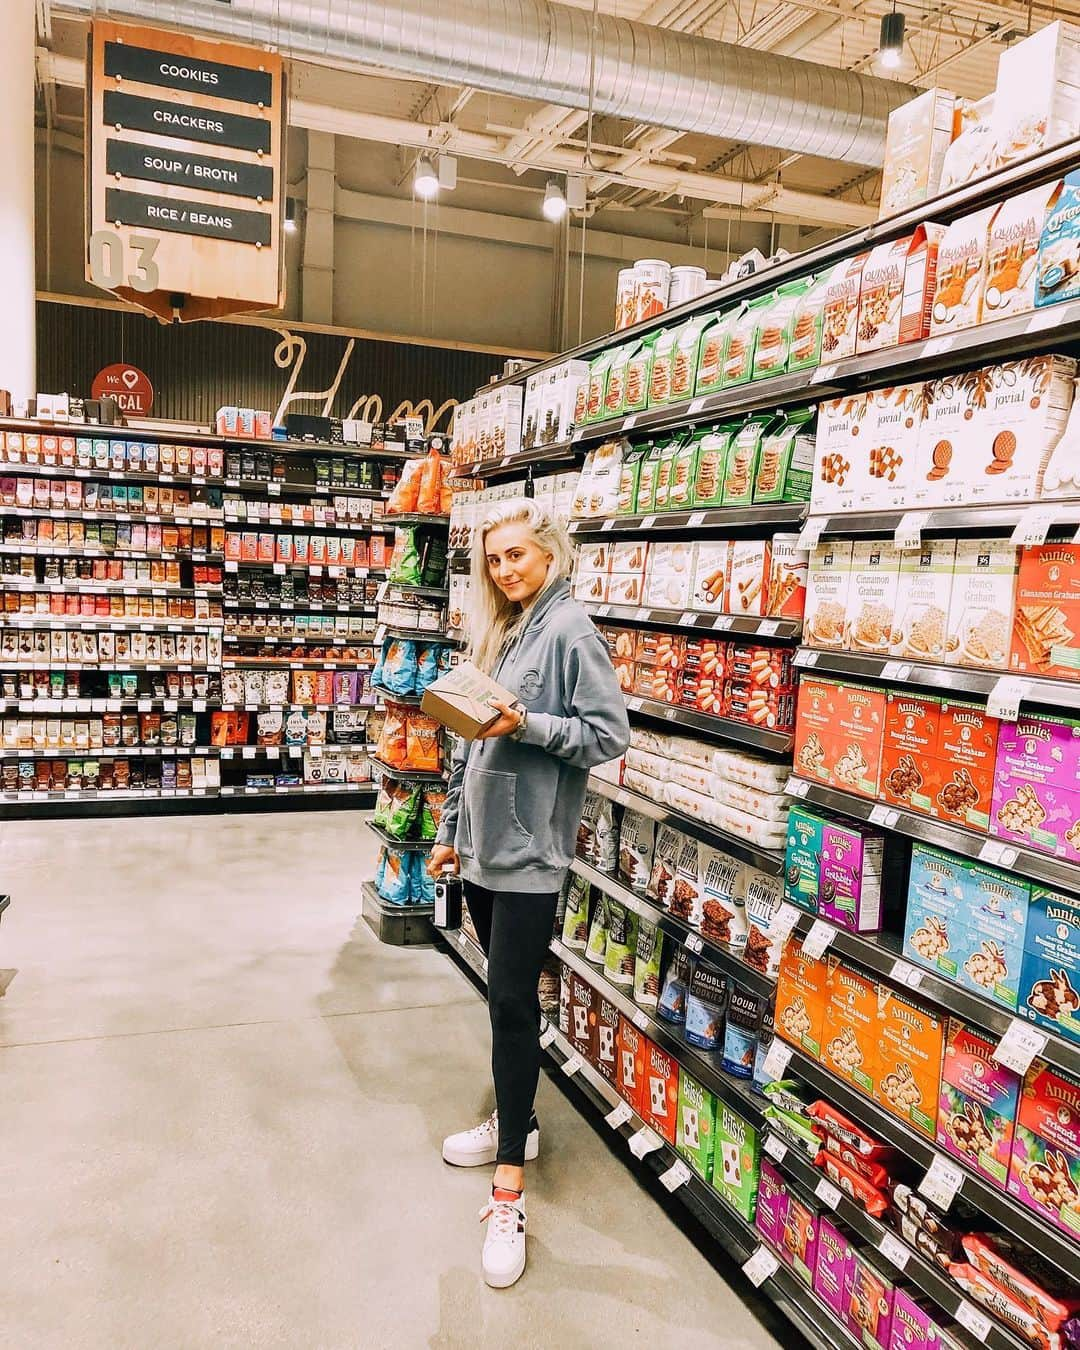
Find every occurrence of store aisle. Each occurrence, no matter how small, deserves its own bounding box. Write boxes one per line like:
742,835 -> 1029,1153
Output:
0,813 -> 790,1350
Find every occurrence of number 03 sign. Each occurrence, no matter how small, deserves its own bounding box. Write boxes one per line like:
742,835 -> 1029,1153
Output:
86,20 -> 286,322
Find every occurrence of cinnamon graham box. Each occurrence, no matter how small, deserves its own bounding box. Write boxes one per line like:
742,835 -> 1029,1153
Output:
1010,543 -> 1080,681
843,540 -> 903,656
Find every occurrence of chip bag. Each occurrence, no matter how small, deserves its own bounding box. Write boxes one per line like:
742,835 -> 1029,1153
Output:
421,787 -> 446,840
377,637 -> 418,696
385,781 -> 422,840
417,447 -> 450,517
411,850 -> 436,903
376,704 -> 408,767
372,781 -> 395,828
405,710 -> 442,772
387,458 -> 423,515
377,845 -> 413,905
415,642 -> 440,692
389,527 -> 423,586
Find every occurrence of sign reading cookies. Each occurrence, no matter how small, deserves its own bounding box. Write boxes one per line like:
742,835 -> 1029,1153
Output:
85,21 -> 286,322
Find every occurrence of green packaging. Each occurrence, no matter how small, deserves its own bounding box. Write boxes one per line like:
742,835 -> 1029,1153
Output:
723,295 -> 771,387
788,271 -> 829,372
670,314 -> 716,404
603,898 -> 639,989
585,350 -> 614,423
667,433 -> 700,510
722,415 -> 772,506
585,889 -> 609,965
648,327 -> 679,406
617,447 -> 647,515
783,804 -> 825,913
712,1101 -> 761,1221
753,407 -> 816,503
651,436 -> 683,512
692,425 -> 735,507
634,441 -> 663,513
633,919 -> 664,1011
603,341 -> 640,419
696,307 -> 740,395
562,874 -> 591,949
624,337 -> 655,414
752,277 -> 814,381
677,1071 -> 717,1182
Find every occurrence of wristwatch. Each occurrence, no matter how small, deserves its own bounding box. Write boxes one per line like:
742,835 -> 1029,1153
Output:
510,705 -> 528,740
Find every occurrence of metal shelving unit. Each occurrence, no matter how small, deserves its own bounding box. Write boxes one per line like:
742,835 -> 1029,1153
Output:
569,503 -> 807,538
627,693 -> 794,756
586,601 -> 800,642
361,878 -> 435,947
364,820 -> 432,850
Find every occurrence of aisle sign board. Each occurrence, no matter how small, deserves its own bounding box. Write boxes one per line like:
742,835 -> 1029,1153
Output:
91,363 -> 154,415
86,21 -> 286,322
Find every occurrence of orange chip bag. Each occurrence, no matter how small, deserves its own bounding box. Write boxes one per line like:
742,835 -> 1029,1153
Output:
405,710 -> 442,772
416,447 -> 448,516
388,458 -> 423,515
376,704 -> 408,768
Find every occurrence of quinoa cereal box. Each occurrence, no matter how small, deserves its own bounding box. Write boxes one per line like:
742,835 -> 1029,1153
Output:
1008,1059 -> 1080,1241
856,236 -> 914,352
814,1217 -> 856,1322
569,970 -> 600,1063
616,1015 -> 648,1116
766,534 -> 809,621
859,383 -> 926,511
823,253 -> 869,360
938,1016 -> 1021,1188
844,540 -> 903,656
805,541 -> 854,651
812,394 -> 867,516
596,997 -> 622,1083
983,182 -> 1060,319
890,539 -> 957,663
880,689 -> 942,816
1010,543 -> 1080,680
712,1101 -> 760,1221
643,1038 -> 680,1144
676,1070 -> 716,1181
930,205 -> 999,335
822,959 -> 879,1096
1019,886 -> 1080,1045
945,540 -> 1019,670
756,1158 -> 791,1246
972,354 -> 1076,505
832,681 -> 887,799
934,699 -> 1000,831
775,935 -> 829,1057
879,88 -> 957,219
875,987 -> 945,1138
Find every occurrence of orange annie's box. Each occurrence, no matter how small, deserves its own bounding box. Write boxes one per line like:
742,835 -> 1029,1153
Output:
1010,543 -> 1080,682
822,958 -> 880,1098
880,689 -> 942,816
794,675 -> 841,785
775,936 -> 829,1058
932,700 -> 1000,833
832,681 -> 887,799
874,986 -> 945,1139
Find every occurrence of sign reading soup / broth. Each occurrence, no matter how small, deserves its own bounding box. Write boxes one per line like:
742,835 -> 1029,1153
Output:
86,21 -> 286,322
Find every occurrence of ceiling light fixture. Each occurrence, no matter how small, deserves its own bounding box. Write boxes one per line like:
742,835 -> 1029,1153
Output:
542,179 -> 568,222
414,154 -> 440,200
878,6 -> 906,68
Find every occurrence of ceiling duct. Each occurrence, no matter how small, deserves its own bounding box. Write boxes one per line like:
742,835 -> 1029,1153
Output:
59,0 -> 912,166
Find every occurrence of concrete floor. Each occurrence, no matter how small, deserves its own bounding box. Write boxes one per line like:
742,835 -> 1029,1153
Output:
0,812 -> 792,1350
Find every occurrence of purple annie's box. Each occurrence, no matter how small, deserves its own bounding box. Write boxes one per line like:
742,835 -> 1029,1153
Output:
818,820 -> 885,933
887,1290 -> 940,1350
755,1158 -> 790,1247
813,1216 -> 855,1322
990,769 -> 1080,864
994,712 -> 1080,792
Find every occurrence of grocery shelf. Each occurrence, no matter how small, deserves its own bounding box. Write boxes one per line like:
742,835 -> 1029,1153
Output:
223,477 -> 388,501
364,820 -> 433,850
777,1039 -> 1079,1279
1,615 -> 220,633
384,582 -> 449,599
568,858 -> 777,1001
382,513 -> 451,528
586,774 -> 785,876
0,786 -> 217,803
585,601 -> 801,642
2,506 -> 222,527
453,441 -> 579,481
368,754 -> 448,783
807,500 -> 1080,539
795,646 -> 1080,713
767,1135 -> 1029,1350
223,513 -> 384,535
217,744 -> 351,760
569,503 -> 807,538
371,682 -> 422,706
224,598 -> 378,614
221,658 -> 373,670
788,776 -> 1080,901
0,461 -> 224,489
223,634 -> 374,647
627,694 -> 794,756
2,582 -> 222,598
0,745 -> 217,759
0,662 -> 218,673
0,544 -> 223,563
0,697 -> 219,713
361,879 -> 436,946
380,627 -> 456,646
219,781 -> 373,798
224,560 -> 376,577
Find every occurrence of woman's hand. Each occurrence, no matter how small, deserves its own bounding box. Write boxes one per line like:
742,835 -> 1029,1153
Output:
427,844 -> 460,878
475,699 -> 524,740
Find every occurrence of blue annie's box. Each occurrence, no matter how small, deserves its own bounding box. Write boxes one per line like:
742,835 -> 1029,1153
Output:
1018,887 -> 1080,1045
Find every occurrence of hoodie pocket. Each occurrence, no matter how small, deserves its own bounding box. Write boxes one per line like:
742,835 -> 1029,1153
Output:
460,767 -> 534,867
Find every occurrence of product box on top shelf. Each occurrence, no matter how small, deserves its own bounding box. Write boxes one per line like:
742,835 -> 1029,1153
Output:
712,1100 -> 760,1221
938,1016 -> 1021,1188
856,232 -> 933,353
1019,886 -> 1080,1045
983,181 -> 1061,321
811,394 -> 866,517
994,21 -> 1080,170
822,253 -> 869,360
875,986 -> 944,1138
1036,169 -> 1080,309
1007,1057 -> 1080,1240
521,374 -> 543,451
843,539 -> 903,656
975,353 -> 1076,505
929,205 -> 998,335
879,87 -> 957,220
490,385 -> 524,460
944,538 -> 1019,670
676,1070 -> 716,1182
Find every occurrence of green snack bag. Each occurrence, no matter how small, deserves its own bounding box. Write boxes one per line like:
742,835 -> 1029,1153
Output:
635,440 -> 663,513
668,432 -> 701,510
624,337 -> 655,414
670,314 -> 716,403
652,435 -> 683,512
562,874 -> 591,950
585,350 -> 615,423
373,781 -> 394,828
420,786 -> 446,840
648,327 -> 679,406
419,531 -> 448,586
695,309 -> 738,395
386,782 -> 422,840
617,447 -> 647,515
692,425 -> 735,507
388,526 -> 422,584
754,408 -> 816,503
752,277 -> 814,381
712,1101 -> 761,1221
722,295 -> 771,387
603,899 -> 639,989
677,1071 -> 717,1181
633,919 -> 664,1011
788,271 -> 829,372
722,415 -> 772,505
585,890 -> 609,965
604,341 -> 640,419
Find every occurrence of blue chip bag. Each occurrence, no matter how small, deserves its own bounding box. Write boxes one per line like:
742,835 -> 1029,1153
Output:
415,643 -> 440,693
412,850 -> 436,903
436,645 -> 453,677
374,845 -> 387,893
377,845 -> 413,905
380,637 -> 419,696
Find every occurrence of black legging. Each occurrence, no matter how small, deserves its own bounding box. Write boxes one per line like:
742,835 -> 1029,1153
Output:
465,881 -> 560,1167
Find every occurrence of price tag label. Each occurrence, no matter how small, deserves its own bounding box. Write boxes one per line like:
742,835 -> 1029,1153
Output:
889,959 -> 924,989
622,415 -> 638,431
628,1126 -> 663,1159
242,746 -> 256,759
742,1246 -> 780,1288
992,1018 -> 1048,1074
758,619 -> 780,637
688,512 -> 706,528
539,1023 -> 558,1050
769,903 -> 802,942
713,614 -> 734,630
802,918 -> 836,960
787,776 -> 810,798
764,1133 -> 788,1163
812,363 -> 838,385
762,1040 -> 793,1081
878,1232 -> 911,1271
685,932 -> 704,955
627,697 -> 643,712
894,511 -> 929,551
225,560 -> 238,573
679,611 -> 696,627
978,839 -> 1007,865
956,1301 -> 993,1342
192,699 -> 206,712
560,1051 -> 585,1078
163,698 -> 178,713
632,1008 -> 650,1032
796,516 -> 825,551
600,519 -> 615,533
137,698 -> 152,712
793,648 -> 818,668
639,515 -> 656,530
815,1178 -> 842,1210
919,1153 -> 964,1209
923,335 -> 956,359
688,397 -> 707,415
605,1101 -> 634,1130
986,675 -> 1029,721
659,1159 -> 693,1192
1026,307 -> 1061,334
869,805 -> 899,828
1010,504 -> 1057,547
596,604 -> 611,618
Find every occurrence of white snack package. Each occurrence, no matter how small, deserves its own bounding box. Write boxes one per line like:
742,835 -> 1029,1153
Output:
622,767 -> 666,801
623,747 -> 671,782
711,748 -> 791,794
618,810 -> 656,895
648,824 -> 682,908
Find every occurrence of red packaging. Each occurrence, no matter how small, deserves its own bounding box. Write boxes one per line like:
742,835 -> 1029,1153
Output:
634,663 -> 677,703
257,532 -> 275,563
880,690 -> 942,815
616,1015 -> 647,1117
634,630 -> 684,669
643,1037 -> 679,1144
813,1149 -> 891,1216
932,700 -> 999,833
679,668 -> 724,716
224,532 -> 242,561
568,970 -> 599,1063
596,997 -> 621,1082
370,536 -> 387,570
807,1101 -> 895,1159
817,1133 -> 900,1188
960,1233 -> 1080,1330
339,536 -> 357,567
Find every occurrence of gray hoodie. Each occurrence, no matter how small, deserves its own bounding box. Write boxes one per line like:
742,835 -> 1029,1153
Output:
437,578 -> 630,892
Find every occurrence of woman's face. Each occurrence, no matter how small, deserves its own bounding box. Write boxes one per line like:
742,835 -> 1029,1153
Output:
485,522 -> 553,604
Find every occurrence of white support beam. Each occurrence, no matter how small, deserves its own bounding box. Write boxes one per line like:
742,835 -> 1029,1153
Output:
302,130 -> 336,325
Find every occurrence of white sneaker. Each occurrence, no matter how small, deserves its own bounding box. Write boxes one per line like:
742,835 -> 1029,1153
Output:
442,1110 -> 540,1167
480,1189 -> 527,1288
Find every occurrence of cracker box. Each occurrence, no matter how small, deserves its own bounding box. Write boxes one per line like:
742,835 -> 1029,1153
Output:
779,1191 -> 821,1287
596,997 -> 622,1082
930,205 -> 998,334
844,539 -> 903,656
972,353 -> 1076,505
728,540 -> 770,617
712,1101 -> 760,1221
755,1158 -> 791,1246
775,935 -> 829,1057
616,1015 -> 647,1117
843,1249 -> 897,1350
1019,887 -> 1080,1045
645,540 -> 696,610
820,818 -> 885,933
814,1217 -> 856,1323
914,370 -> 982,509
995,22 -> 1080,171
880,690 -> 942,815
957,860 -> 1030,1012
822,959 -> 879,1096
766,534 -> 809,621
812,394 -> 866,516
784,805 -> 826,913
676,1070 -> 716,1182
823,253 -> 869,360
832,681 -> 887,799
938,1016 -> 1021,1188
890,539 -> 956,663
805,541 -> 854,650
945,539 -> 1019,670
933,699 -> 1000,831
643,1038 -> 680,1144
860,383 -> 926,511
1011,543 -> 1080,681
875,987 -> 945,1138
991,772 -> 1080,863
879,88 -> 958,219
857,236 -> 914,352
905,842 -> 968,978
901,223 -> 947,344
984,182 -> 1060,320
994,709 -> 1080,791
1007,1059 -> 1080,1241
569,970 -> 600,1063
690,541 -> 731,613
887,1290 -> 942,1350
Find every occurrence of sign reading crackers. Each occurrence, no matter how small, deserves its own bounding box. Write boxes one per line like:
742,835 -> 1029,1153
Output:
86,20 -> 286,321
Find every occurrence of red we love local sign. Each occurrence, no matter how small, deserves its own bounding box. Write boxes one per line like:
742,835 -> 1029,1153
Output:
91,363 -> 155,415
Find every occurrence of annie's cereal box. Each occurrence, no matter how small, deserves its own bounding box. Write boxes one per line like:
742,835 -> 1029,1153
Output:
805,541 -> 854,650
822,959 -> 879,1096
1010,543 -> 1080,681
890,539 -> 956,663
775,935 -> 828,1057
832,681 -> 886,799
795,674 -> 841,784
904,842 -> 968,980
880,690 -> 942,816
844,539 -> 902,656
813,1217 -> 855,1322
1019,887 -> 1080,1045
938,1017 -> 1021,1188
957,859 -> 1030,1012
934,699 -> 1000,831
930,205 -> 999,335
1007,1059 -> 1080,1241
945,539 -> 1019,669
879,88 -> 957,219
875,986 -> 944,1138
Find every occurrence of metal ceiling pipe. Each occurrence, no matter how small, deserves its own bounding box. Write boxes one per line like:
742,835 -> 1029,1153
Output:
59,0 -> 911,165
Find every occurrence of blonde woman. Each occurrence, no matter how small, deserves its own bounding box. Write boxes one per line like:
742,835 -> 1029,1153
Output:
429,496 -> 629,1288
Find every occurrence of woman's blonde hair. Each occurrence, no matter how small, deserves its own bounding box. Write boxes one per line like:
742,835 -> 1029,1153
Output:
467,496 -> 576,673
